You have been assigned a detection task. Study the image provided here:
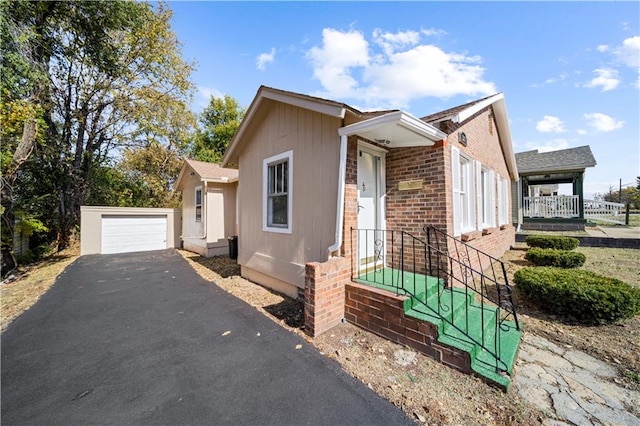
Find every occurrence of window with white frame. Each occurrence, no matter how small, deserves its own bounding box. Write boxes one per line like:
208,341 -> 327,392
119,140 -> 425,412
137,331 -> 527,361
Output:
482,168 -> 495,228
195,186 -> 202,222
451,146 -> 475,236
263,150 -> 293,233
498,177 -> 509,225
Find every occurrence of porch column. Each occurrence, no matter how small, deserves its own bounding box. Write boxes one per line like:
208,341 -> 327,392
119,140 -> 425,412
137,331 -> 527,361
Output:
304,257 -> 349,337
574,173 -> 584,219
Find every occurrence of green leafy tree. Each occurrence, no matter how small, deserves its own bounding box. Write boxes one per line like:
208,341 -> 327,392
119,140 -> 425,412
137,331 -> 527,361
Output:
191,95 -> 244,163
596,186 -> 640,209
1,1 -> 195,273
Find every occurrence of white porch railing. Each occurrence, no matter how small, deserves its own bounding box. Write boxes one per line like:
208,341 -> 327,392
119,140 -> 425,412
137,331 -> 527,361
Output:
584,199 -> 626,224
523,195 -> 580,218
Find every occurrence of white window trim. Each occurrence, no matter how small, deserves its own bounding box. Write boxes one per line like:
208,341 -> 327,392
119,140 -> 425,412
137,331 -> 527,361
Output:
195,186 -> 203,223
451,146 -> 475,236
498,176 -> 509,226
476,163 -> 496,229
263,150 -> 293,234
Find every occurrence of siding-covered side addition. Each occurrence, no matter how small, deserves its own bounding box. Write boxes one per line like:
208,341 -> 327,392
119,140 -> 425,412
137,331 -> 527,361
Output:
236,101 -> 342,298
181,170 -> 237,257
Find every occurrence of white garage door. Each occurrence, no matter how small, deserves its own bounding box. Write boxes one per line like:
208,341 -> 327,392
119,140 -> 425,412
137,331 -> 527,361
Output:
101,215 -> 167,254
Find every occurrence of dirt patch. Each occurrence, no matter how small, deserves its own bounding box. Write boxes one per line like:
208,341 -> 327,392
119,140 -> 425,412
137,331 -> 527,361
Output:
178,250 -> 543,425
1,242 -> 80,332
178,251 -> 305,334
503,244 -> 640,390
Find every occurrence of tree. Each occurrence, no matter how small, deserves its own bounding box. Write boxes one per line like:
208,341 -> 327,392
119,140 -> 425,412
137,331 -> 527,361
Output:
118,141 -> 184,208
191,95 -> 244,163
595,185 -> 640,209
1,1 -> 195,273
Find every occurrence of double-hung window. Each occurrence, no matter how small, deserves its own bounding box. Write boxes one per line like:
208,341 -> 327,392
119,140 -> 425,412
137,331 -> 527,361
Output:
481,167 -> 495,228
451,146 -> 475,236
195,186 -> 202,222
263,150 -> 293,233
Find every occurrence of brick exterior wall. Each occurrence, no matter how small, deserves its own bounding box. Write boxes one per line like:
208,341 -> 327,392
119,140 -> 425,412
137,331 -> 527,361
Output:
441,107 -> 515,276
304,257 -> 349,337
304,105 -> 516,337
345,282 -> 472,374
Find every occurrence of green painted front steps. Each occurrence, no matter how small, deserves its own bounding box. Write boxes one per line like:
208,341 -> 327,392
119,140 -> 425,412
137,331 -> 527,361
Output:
355,268 -> 521,389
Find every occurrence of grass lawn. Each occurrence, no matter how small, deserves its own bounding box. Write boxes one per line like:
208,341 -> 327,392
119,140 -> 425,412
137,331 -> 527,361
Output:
577,246 -> 640,287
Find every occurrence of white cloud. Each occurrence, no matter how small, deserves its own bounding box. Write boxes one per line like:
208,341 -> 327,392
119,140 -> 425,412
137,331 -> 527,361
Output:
307,28 -> 370,99
373,29 -> 420,56
613,35 -> 640,68
536,115 -> 566,133
597,44 -> 610,53
525,139 -> 570,153
306,27 -> 496,108
584,68 -> 620,91
584,112 -> 624,132
256,48 -> 276,71
195,86 -> 224,111
421,28 -> 447,37
576,129 -> 587,135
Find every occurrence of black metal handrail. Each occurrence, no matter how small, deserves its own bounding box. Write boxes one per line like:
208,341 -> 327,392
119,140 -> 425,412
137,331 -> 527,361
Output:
350,226 -> 520,375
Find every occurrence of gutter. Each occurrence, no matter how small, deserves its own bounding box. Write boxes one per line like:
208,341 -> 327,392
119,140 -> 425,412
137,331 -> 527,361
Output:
327,134 -> 348,257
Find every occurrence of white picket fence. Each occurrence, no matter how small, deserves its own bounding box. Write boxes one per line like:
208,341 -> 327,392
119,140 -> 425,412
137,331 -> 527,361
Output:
584,199 -> 627,225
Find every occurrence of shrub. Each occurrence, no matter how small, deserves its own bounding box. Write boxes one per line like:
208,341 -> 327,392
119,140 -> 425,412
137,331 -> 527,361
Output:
525,247 -> 586,268
525,235 -> 580,250
514,267 -> 640,324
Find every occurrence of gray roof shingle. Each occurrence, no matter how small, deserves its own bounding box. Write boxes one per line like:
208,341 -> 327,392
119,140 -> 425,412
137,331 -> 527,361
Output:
515,145 -> 596,174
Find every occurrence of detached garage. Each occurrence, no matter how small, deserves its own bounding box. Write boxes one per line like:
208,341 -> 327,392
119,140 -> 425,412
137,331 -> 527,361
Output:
80,206 -> 181,255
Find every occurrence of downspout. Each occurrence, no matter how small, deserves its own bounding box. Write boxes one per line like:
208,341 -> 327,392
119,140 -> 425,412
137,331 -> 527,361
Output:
327,134 -> 348,257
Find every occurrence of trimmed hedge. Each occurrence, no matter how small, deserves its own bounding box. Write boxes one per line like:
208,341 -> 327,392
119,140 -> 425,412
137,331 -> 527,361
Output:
525,247 -> 586,268
514,267 -> 640,324
525,235 -> 580,250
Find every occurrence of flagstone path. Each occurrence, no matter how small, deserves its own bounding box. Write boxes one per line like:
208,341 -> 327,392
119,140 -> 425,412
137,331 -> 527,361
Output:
515,333 -> 639,426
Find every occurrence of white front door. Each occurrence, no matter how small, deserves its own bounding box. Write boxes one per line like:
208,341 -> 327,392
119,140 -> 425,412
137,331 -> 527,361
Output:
357,144 -> 385,270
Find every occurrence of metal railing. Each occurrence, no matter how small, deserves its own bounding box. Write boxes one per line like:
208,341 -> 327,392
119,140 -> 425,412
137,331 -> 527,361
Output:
584,199 -> 627,225
350,226 -> 519,375
523,195 -> 580,218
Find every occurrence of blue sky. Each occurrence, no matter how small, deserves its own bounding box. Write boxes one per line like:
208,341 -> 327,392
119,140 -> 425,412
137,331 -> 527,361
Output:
169,1 -> 639,199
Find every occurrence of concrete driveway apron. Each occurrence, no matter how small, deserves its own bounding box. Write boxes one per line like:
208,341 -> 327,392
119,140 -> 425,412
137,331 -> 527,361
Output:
1,249 -> 412,425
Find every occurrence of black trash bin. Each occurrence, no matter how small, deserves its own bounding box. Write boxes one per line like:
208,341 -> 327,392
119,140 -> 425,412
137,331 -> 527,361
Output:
228,236 -> 238,260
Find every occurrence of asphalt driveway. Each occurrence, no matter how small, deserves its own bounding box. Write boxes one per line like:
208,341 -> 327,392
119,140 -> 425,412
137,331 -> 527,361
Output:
1,249 -> 412,425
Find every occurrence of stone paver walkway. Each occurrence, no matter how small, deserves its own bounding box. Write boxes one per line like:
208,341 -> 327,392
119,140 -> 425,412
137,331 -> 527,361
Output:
515,333 -> 640,426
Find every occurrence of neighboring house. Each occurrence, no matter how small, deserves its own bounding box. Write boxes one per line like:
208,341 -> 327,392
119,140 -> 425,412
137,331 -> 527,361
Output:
221,86 -> 521,389
175,159 -> 238,257
513,145 -> 596,231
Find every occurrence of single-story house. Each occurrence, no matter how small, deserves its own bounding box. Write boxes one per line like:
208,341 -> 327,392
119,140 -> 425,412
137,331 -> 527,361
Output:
220,86 -> 522,389
513,145 -> 596,231
175,159 -> 238,257
221,86 -> 518,300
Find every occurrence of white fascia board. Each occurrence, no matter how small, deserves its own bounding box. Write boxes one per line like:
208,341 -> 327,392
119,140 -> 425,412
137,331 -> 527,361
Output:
339,110 -> 447,141
399,112 -> 448,140
492,97 -> 519,181
202,177 -> 238,184
454,93 -> 504,124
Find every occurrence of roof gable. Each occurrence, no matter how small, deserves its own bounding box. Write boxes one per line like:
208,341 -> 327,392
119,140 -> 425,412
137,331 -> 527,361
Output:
515,145 -> 597,174
175,159 -> 238,191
